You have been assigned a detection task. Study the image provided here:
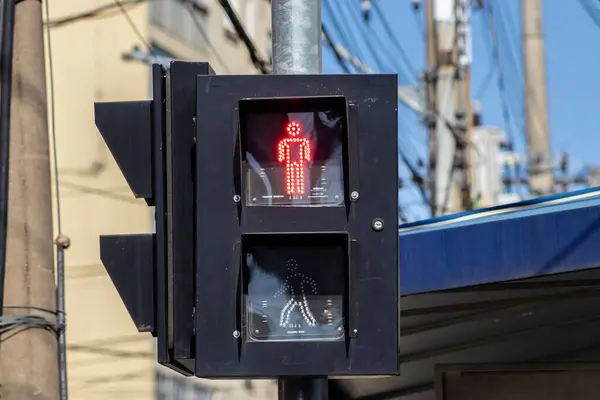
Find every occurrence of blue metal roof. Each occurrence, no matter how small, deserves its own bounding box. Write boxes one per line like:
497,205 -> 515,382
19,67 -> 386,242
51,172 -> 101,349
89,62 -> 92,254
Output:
399,187 -> 600,295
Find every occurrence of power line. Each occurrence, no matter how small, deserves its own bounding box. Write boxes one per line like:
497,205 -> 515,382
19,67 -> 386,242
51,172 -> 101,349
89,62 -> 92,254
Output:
323,0 -> 367,71
578,0 -> 600,30
216,0 -> 270,73
113,0 -> 152,50
321,24 -> 351,73
482,4 -> 516,146
51,0 -> 236,73
342,0 -> 394,74
321,18 -> 475,153
185,1 -> 230,72
475,60 -> 494,99
490,0 -> 525,128
372,0 -> 418,80
47,0 -> 146,28
320,20 -> 432,211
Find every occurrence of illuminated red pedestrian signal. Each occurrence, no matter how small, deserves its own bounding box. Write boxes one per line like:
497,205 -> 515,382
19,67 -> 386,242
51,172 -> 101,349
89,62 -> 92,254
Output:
277,121 -> 312,195
240,99 -> 346,207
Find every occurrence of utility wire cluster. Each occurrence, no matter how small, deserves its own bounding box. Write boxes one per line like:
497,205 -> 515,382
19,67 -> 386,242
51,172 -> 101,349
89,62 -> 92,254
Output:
478,0 -> 599,196
0,306 -> 59,342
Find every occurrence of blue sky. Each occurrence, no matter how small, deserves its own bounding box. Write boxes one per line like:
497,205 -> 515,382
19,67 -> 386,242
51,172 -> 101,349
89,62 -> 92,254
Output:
321,0 -> 600,221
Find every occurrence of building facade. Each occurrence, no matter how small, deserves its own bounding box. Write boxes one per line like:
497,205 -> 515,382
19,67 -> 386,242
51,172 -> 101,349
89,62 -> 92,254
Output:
47,0 -> 272,398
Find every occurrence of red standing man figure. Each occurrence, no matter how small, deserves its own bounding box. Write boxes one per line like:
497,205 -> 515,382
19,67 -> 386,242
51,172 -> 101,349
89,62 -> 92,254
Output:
277,121 -> 312,195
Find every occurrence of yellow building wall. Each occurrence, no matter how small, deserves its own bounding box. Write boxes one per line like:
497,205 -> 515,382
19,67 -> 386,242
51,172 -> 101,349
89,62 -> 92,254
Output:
47,1 -> 155,399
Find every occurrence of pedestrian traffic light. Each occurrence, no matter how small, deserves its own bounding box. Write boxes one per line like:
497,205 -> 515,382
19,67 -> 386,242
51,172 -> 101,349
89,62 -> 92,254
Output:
95,61 -> 400,380
194,73 -> 399,377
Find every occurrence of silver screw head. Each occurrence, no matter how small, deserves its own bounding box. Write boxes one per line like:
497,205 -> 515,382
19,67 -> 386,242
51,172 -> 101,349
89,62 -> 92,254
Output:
372,218 -> 384,231
350,191 -> 359,201
233,195 -> 241,203
233,330 -> 241,338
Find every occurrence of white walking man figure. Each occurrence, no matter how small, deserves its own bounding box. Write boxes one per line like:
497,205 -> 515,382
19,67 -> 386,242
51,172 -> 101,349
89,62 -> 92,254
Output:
274,258 -> 318,329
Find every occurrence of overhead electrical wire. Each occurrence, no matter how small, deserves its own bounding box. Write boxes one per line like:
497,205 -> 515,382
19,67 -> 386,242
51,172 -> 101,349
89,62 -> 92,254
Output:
577,0 -> 600,30
490,0 -> 525,130
113,0 -> 152,50
322,1 -> 431,215
321,24 -> 352,73
482,4 -> 516,147
340,0 -> 395,74
372,0 -> 418,80
322,15 -> 473,153
323,1 -> 432,213
323,0 -> 367,72
216,0 -> 270,73
47,0 -> 146,28
185,1 -> 230,72
57,0 -> 233,73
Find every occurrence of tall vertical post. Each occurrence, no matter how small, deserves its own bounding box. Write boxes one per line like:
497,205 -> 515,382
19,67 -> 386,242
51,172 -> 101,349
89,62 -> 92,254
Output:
433,0 -> 460,214
0,0 -> 58,398
271,0 -> 326,398
0,0 -> 16,313
522,0 -> 553,196
425,0 -> 438,216
456,0 -> 473,211
271,0 -> 322,74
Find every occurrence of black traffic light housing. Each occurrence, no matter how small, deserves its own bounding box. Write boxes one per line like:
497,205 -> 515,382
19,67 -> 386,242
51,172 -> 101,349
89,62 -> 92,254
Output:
194,74 -> 399,377
95,61 -> 400,379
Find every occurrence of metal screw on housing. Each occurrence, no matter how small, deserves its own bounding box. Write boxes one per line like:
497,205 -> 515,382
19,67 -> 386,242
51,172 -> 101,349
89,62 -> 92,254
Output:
350,191 -> 359,201
372,218 -> 384,231
233,195 -> 241,203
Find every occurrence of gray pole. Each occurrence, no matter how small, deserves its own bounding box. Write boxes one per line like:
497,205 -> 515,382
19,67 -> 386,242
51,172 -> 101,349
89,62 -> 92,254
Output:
271,0 -> 322,74
433,0 -> 460,215
1,0 -> 59,398
271,1 -> 326,398
522,0 -> 553,196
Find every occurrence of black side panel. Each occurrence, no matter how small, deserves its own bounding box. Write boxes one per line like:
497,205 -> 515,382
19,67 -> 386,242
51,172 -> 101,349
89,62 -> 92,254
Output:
153,64 -> 193,375
100,234 -> 155,333
169,61 -> 216,360
94,101 -> 153,204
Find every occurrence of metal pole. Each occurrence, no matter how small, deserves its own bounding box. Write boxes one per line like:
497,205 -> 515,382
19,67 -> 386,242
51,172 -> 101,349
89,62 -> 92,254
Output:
456,0 -> 473,211
425,0 -> 438,217
0,0 -> 16,315
522,0 -> 553,196
433,0 -> 459,215
1,0 -> 59,397
271,0 -> 322,74
271,0 -> 325,397
278,377 -> 329,400
55,237 -> 70,400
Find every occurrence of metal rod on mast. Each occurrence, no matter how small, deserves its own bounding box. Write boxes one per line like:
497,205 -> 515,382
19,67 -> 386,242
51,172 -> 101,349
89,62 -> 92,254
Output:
272,0 -> 322,74
271,0 -> 326,397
